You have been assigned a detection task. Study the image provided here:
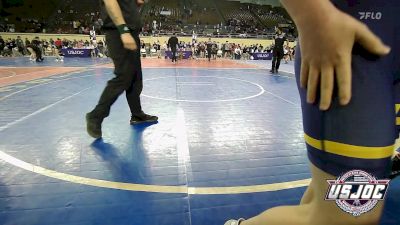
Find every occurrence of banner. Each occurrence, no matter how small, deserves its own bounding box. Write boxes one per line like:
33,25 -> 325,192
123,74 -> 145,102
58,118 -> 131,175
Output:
165,51 -> 192,59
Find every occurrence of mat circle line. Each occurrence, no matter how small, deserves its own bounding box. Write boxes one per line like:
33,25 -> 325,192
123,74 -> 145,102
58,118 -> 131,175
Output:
142,76 -> 265,102
0,69 -> 309,194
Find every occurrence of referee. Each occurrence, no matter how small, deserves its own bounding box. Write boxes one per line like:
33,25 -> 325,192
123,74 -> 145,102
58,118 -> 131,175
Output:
86,0 -> 158,139
206,38 -> 213,62
270,28 -> 289,74
168,33 -> 179,63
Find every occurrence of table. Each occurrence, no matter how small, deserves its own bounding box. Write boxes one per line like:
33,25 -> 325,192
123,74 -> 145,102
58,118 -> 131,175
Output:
165,51 -> 192,59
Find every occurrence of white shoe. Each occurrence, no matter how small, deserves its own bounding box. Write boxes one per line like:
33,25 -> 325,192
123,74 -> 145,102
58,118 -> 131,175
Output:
224,218 -> 245,225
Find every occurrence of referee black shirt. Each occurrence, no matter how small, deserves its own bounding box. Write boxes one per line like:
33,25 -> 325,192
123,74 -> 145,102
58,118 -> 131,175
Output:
274,33 -> 286,52
168,36 -> 179,50
100,0 -> 142,32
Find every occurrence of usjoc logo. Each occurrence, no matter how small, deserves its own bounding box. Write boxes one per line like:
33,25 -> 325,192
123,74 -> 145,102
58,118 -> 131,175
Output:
325,170 -> 390,217
359,12 -> 382,20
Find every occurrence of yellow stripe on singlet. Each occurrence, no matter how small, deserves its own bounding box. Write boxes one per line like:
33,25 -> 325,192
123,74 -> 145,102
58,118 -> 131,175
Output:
396,104 -> 400,125
304,133 -> 394,159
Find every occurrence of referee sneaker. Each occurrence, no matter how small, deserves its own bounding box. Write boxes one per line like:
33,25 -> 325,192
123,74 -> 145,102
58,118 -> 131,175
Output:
86,0 -> 158,139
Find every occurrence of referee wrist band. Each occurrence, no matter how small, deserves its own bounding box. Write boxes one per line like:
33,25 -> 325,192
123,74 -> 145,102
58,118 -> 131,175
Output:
117,24 -> 131,34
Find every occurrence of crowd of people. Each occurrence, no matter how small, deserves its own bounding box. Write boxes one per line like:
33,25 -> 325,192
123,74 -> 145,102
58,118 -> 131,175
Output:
52,11 -> 104,35
0,34 -> 296,63
140,38 -> 296,62
0,35 -> 106,61
0,18 -> 46,33
1,0 -> 293,38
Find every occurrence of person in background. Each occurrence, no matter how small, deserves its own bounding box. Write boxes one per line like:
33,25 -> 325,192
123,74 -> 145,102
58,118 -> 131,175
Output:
27,37 -> 44,62
0,36 -> 5,56
16,36 -> 25,56
54,38 -> 64,62
206,38 -> 213,62
168,33 -> 179,63
270,27 -> 288,73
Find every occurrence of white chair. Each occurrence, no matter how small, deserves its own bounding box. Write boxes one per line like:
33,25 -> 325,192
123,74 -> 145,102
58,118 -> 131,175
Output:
217,50 -> 223,58
150,48 -> 157,57
140,48 -> 146,57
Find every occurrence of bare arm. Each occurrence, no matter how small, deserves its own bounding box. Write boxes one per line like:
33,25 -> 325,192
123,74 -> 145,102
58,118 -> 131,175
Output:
280,0 -> 390,110
103,0 -> 126,26
103,0 -> 138,50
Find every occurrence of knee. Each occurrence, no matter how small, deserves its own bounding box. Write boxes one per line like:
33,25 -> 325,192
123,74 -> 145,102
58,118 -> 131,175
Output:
108,75 -> 133,89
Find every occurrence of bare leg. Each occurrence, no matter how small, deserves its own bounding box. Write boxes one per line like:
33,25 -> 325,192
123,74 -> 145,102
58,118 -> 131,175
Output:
241,164 -> 383,225
299,181 -> 314,205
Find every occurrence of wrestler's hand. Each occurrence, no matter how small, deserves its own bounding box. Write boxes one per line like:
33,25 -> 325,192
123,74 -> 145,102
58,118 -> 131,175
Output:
295,2 -> 391,110
120,33 -> 137,50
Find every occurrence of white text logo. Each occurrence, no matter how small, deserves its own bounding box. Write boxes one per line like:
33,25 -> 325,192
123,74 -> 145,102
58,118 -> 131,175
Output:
67,50 -> 84,55
359,12 -> 382,20
325,170 -> 389,217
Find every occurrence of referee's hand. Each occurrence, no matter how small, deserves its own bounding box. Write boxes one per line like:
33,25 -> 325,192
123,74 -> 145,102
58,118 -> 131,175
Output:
121,33 -> 137,51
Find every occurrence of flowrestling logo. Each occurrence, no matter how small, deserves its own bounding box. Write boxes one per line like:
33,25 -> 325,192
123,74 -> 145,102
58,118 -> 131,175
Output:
359,12 -> 382,20
325,170 -> 390,217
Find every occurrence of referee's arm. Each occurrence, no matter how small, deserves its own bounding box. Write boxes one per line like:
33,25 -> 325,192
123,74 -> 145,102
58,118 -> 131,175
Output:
103,0 -> 127,28
103,0 -> 137,50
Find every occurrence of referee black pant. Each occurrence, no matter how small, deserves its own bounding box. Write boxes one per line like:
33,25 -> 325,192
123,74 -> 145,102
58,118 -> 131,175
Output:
272,49 -> 284,71
207,49 -> 212,61
29,45 -> 43,60
171,48 -> 177,62
89,30 -> 143,120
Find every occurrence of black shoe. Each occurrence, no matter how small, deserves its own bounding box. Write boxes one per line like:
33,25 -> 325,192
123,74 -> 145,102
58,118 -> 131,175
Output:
275,70 -> 279,74
270,69 -> 275,74
86,113 -> 102,139
130,114 -> 158,125
390,154 -> 400,179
